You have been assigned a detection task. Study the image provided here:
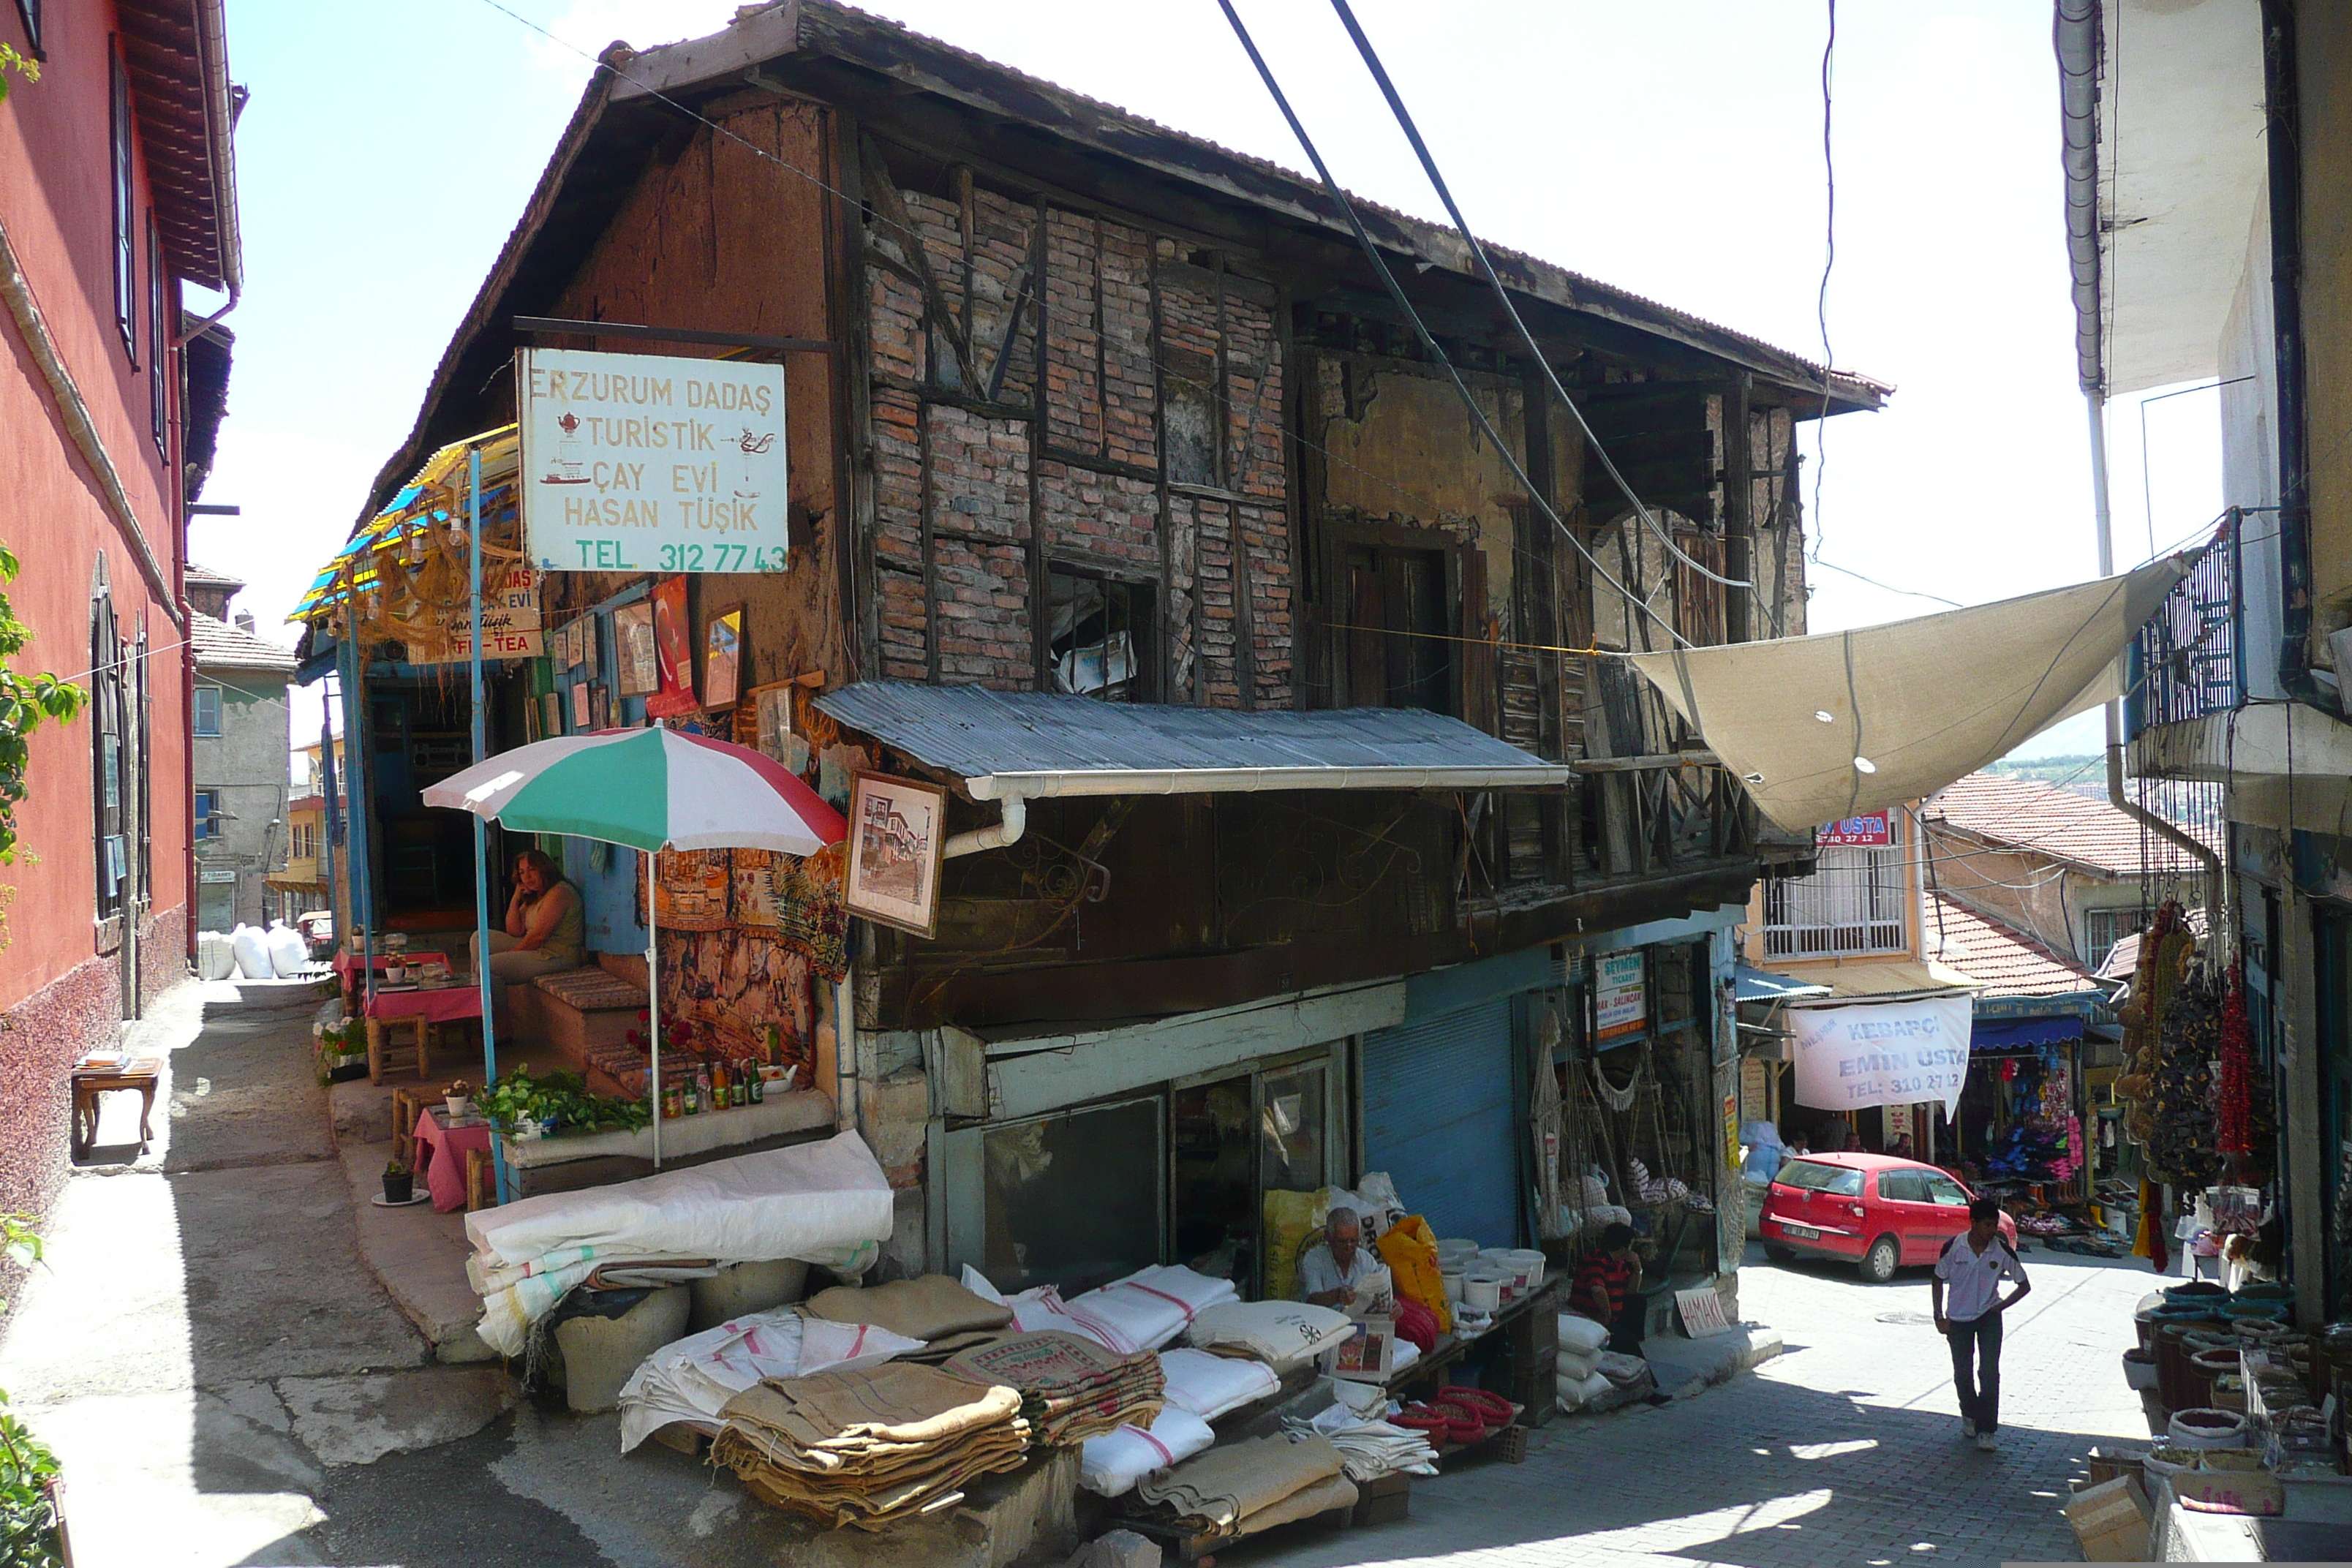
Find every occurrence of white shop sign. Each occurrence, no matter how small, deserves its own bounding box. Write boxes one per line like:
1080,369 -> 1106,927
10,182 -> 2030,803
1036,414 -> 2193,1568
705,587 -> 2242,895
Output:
1594,950 -> 1646,1044
1788,995 -> 1972,1115
519,347 -> 788,575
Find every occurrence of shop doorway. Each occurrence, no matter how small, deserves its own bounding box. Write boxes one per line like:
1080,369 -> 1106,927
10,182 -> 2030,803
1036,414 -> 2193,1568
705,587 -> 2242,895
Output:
1171,1054 -> 1339,1298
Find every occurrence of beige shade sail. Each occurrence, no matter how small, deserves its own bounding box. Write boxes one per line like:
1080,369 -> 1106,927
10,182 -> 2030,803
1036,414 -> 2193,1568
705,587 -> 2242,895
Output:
1627,555 -> 2193,837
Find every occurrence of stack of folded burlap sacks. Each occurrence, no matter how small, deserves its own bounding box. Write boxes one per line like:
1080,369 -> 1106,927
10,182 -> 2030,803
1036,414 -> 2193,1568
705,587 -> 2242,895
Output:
806,1274 -> 1015,1363
943,1330 -> 1165,1446
1134,1433 -> 1357,1539
711,1363 -> 1030,1530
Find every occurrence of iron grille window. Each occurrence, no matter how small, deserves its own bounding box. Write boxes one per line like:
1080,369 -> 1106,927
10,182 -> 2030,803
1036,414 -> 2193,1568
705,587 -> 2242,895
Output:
2083,906 -> 2154,970
1762,843 -> 1907,958
193,685 -> 222,736
1047,568 -> 1150,701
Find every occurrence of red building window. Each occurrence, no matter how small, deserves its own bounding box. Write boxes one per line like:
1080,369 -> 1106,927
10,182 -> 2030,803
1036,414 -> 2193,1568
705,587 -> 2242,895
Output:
110,41 -> 135,362
148,215 -> 166,453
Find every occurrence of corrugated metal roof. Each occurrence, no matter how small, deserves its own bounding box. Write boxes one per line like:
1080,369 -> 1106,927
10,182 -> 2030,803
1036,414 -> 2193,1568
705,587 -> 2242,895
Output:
815,682 -> 1572,796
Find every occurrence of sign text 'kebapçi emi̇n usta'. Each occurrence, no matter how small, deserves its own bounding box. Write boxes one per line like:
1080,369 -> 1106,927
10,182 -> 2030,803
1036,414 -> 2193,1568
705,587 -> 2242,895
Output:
519,348 -> 789,574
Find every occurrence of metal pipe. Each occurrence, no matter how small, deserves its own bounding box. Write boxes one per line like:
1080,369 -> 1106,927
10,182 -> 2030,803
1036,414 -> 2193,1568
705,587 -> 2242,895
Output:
942,794 -> 1025,859
467,447 -> 513,1204
2261,0 -> 2313,698
962,765 -> 1575,800
339,633 -> 374,1011
834,965 -> 859,1136
2056,0 -> 2103,394
2088,392 -> 2226,932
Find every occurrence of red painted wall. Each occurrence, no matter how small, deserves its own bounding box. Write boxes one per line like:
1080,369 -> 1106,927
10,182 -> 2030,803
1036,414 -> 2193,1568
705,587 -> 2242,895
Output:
0,0 -> 197,1216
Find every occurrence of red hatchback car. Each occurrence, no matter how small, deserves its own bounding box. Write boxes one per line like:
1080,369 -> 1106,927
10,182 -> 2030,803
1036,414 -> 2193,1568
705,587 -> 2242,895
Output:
1760,1153 -> 2019,1284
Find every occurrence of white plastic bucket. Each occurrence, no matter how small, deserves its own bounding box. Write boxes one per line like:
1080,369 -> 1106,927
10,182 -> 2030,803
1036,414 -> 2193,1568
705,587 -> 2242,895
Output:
1461,1267 -> 1507,1313
1440,1266 -> 1466,1304
1436,1239 -> 1482,1266
1501,1248 -> 1548,1290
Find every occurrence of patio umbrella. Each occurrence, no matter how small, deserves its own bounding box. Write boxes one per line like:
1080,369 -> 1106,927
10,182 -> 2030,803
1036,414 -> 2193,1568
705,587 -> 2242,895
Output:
424,726 -> 847,1166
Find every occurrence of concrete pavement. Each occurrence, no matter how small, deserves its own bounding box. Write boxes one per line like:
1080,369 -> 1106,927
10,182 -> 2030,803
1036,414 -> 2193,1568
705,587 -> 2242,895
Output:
3,981 -> 2154,1567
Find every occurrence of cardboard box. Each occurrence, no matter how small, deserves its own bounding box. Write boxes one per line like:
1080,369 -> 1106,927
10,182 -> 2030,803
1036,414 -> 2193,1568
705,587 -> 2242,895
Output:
2065,1474 -> 2150,1554
2079,1518 -> 2152,1562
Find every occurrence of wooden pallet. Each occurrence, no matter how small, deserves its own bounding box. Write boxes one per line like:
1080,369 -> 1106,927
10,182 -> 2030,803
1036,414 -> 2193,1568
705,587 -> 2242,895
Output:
1115,1496 -> 1355,1564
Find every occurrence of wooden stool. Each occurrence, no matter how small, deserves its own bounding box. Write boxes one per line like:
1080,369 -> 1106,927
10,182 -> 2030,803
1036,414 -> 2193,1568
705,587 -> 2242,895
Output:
69,1057 -> 165,1159
390,1086 -> 434,1166
366,1015 -> 433,1085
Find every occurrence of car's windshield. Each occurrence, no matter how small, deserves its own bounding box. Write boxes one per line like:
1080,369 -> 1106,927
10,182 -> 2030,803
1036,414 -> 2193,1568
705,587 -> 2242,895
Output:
1773,1158 -> 1863,1196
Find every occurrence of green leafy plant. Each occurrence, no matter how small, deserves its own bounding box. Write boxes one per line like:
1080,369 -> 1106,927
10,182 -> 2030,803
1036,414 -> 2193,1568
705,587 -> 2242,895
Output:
0,545 -> 86,868
477,1066 -> 651,1137
0,45 -> 37,105
383,1158 -> 410,1179
0,1391 -> 61,1568
0,1215 -> 39,1317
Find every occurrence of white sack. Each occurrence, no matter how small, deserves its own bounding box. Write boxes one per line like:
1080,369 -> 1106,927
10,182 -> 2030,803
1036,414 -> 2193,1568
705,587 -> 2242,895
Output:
1063,1265 -> 1237,1355
265,921 -> 309,976
230,924 -> 274,980
1556,1313 -> 1611,1355
1554,1345 -> 1599,1382
1789,995 -> 1974,1115
1079,1408 -> 1216,1498
616,1308 -> 923,1452
465,1130 -> 893,1267
1158,1347 -> 1281,1421
1186,1300 -> 1354,1369
1627,555 -> 2192,835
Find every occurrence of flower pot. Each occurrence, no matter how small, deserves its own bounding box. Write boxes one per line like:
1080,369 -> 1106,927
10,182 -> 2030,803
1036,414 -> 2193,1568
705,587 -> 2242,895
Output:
327,1058 -> 369,1085
382,1171 -> 413,1205
444,1096 -> 471,1120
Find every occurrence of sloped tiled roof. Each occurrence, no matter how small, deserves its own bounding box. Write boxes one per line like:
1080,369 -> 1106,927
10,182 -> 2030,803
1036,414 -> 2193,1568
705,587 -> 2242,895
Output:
184,562 -> 245,592
1927,895 -> 2104,998
1924,772 -> 2214,877
190,611 -> 296,673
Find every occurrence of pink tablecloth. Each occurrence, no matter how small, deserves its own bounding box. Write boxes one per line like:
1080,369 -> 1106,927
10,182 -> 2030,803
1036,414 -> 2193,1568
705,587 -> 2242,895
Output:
335,950 -> 451,979
414,1107 -> 494,1213
366,984 -> 483,1025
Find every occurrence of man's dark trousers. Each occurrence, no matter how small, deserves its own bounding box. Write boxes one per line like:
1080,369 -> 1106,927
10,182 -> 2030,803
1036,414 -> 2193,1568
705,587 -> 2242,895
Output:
1947,1310 -> 2002,1433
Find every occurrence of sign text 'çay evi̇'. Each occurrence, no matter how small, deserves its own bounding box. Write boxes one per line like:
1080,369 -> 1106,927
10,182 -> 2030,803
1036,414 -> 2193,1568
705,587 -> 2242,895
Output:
1787,994 -> 1973,1115
408,562 -> 543,664
519,347 -> 788,574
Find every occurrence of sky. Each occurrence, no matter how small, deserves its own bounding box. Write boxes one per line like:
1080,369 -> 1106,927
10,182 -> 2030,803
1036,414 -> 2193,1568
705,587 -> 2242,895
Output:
192,0 -> 2223,762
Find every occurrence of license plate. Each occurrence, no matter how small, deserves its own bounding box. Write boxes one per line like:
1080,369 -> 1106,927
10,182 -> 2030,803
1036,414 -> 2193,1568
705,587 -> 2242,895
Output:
1780,1224 -> 1819,1240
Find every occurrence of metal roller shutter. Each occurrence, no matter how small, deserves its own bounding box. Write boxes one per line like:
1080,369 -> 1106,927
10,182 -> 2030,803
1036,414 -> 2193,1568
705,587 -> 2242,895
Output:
1360,998 -> 1519,1245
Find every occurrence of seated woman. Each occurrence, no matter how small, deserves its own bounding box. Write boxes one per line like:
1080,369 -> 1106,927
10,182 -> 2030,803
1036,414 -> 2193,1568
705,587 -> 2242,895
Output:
470,848 -> 585,984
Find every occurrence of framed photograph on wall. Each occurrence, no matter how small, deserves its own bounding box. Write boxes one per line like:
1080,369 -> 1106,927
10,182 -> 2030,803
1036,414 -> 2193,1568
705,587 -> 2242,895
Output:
646,575 -> 698,719
542,691 -> 563,738
570,680 -> 590,730
615,600 -> 659,696
843,773 -> 946,938
703,603 -> 745,710
580,614 -> 600,682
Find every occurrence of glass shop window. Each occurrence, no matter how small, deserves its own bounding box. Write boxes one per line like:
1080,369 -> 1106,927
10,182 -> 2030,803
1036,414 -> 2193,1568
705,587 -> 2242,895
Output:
193,685 -> 222,736
971,1097 -> 1164,1295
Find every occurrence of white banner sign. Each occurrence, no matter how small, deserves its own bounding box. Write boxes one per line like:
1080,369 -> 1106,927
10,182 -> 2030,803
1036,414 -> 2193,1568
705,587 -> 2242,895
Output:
519,347 -> 788,575
1788,995 -> 1973,1115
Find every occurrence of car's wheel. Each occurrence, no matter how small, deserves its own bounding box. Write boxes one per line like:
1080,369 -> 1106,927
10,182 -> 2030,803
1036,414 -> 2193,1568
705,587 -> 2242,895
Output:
1858,1236 -> 1901,1284
1763,1243 -> 1796,1264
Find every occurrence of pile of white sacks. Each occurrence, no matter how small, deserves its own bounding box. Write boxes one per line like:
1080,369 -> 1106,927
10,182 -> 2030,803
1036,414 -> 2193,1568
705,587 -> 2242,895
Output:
1553,1312 -> 1649,1411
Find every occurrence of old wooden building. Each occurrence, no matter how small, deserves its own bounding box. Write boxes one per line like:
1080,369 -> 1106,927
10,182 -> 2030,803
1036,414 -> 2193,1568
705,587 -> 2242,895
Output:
307,1 -> 1883,1308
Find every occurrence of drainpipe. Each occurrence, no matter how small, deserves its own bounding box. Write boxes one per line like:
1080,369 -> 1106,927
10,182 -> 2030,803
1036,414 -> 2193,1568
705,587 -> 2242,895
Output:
942,793 -> 1025,859
2089,394 -> 2226,934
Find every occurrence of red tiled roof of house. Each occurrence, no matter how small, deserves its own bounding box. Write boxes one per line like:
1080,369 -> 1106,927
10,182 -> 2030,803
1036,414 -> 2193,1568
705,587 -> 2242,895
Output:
1926,894 -> 2105,998
1924,772 -> 2215,877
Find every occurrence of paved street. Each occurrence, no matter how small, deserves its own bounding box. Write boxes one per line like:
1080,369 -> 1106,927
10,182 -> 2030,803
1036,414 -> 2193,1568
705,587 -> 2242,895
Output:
1,981 -> 2152,1567
1248,1242 -> 2157,1568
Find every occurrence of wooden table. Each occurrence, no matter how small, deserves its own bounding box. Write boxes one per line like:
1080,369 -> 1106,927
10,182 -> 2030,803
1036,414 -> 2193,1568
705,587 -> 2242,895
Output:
70,1056 -> 165,1158
363,984 -> 481,1084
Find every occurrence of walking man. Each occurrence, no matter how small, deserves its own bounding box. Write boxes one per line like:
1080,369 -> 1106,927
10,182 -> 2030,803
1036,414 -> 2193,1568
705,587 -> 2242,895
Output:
1932,1197 -> 2031,1452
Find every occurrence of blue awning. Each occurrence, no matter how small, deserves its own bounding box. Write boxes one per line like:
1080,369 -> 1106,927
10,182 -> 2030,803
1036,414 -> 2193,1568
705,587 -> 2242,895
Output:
1972,1017 -> 2084,1050
1735,964 -> 1833,1004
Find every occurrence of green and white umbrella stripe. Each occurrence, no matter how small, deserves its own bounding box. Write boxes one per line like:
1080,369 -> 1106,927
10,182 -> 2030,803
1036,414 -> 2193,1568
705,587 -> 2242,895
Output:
423,727 -> 845,855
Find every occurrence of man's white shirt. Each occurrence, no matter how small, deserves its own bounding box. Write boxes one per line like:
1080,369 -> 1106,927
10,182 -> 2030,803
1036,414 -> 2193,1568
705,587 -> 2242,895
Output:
1935,1233 -> 2027,1322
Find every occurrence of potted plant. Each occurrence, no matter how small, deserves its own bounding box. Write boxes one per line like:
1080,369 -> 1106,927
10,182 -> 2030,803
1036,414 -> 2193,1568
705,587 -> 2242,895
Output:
312,1018 -> 366,1086
382,1158 -> 413,1205
443,1079 -> 473,1120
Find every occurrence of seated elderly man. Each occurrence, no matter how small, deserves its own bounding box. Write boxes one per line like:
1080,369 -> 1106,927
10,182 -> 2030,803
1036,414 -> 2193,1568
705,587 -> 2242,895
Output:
1297,1207 -> 1376,1307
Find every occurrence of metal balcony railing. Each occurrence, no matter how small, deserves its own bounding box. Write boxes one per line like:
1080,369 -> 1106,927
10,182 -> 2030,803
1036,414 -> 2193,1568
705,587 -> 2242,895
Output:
2125,513 -> 2242,739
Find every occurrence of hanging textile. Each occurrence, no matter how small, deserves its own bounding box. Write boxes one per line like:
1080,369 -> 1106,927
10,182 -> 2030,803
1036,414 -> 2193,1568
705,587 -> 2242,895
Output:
2217,958 -> 2251,1159
1531,1006 -> 1567,1239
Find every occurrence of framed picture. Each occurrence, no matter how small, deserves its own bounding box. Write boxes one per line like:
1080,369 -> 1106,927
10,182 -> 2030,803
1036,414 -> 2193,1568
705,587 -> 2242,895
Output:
580,615 -> 600,682
589,683 -> 610,730
646,575 -> 698,719
542,691 -> 563,738
556,619 -> 579,671
703,603 -> 745,710
843,772 -> 946,938
570,681 -> 590,730
615,600 -> 659,696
